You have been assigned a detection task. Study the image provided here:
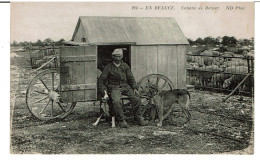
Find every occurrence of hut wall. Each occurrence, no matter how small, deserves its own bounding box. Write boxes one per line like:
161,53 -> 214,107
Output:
131,46 -> 158,82
131,45 -> 187,89
73,22 -> 88,42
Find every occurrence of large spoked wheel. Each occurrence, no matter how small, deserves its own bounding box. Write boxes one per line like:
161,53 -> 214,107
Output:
137,74 -> 174,119
26,69 -> 76,121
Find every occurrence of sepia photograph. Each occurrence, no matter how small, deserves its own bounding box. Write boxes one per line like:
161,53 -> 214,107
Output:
9,1 -> 255,155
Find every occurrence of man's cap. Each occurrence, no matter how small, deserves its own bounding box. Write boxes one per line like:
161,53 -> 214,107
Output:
112,49 -> 123,55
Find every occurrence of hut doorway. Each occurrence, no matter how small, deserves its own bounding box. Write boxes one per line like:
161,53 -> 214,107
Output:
97,45 -> 131,71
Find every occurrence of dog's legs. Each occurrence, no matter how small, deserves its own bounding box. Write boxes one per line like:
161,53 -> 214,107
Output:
156,100 -> 163,127
92,113 -> 103,126
162,104 -> 175,121
150,106 -> 156,122
111,116 -> 116,128
179,96 -> 191,125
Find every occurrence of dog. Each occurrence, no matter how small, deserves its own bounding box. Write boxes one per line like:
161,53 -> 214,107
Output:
92,91 -> 116,128
151,89 -> 191,127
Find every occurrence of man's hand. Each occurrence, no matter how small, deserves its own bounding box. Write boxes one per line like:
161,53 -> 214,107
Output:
134,89 -> 140,96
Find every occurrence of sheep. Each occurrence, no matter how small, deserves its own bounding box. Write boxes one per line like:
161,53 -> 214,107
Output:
223,66 -> 249,74
192,56 -> 204,67
243,50 -> 254,59
186,76 -> 200,86
222,74 -> 253,93
212,57 -> 225,67
222,65 -> 252,94
188,66 -> 220,86
204,65 -> 223,72
212,51 -> 220,56
221,51 -> 234,61
200,50 -> 213,66
223,60 -> 248,68
211,73 -> 233,88
186,51 -> 193,63
211,66 -> 249,88
35,59 -> 44,66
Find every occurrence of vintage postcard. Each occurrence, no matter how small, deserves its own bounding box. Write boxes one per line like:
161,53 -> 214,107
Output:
10,2 -> 254,154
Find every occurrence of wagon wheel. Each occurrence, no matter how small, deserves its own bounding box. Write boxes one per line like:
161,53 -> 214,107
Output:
137,74 -> 174,120
26,69 -> 76,121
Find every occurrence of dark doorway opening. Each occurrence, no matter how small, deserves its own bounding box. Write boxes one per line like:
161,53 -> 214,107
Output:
97,45 -> 131,71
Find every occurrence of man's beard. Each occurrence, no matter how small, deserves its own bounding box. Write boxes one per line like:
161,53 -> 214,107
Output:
114,60 -> 121,64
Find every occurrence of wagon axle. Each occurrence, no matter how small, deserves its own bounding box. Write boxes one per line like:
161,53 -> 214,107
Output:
48,90 -> 60,103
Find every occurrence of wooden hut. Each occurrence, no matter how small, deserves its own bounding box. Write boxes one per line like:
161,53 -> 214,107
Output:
62,16 -> 189,102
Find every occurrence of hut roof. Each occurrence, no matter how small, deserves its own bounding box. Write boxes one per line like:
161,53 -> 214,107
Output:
71,16 -> 189,45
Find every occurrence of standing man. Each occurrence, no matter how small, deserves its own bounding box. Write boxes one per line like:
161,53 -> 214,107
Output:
98,48 -> 148,128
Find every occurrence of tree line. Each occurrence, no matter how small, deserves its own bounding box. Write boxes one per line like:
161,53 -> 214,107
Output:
188,36 -> 254,47
11,36 -> 254,47
11,38 -> 66,47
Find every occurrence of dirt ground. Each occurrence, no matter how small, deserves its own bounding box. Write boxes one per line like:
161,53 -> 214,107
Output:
10,49 -> 254,154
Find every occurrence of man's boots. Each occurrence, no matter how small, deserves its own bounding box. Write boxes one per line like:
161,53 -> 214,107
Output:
118,119 -> 128,128
135,116 -> 148,126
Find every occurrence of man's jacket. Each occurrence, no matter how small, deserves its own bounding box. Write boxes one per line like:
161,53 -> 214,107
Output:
98,62 -> 137,93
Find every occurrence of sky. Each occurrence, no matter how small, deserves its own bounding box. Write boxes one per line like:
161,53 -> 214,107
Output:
10,2 -> 254,43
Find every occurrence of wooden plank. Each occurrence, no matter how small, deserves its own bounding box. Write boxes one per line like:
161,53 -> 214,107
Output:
146,46 -> 157,76
130,46 -> 137,80
60,55 -> 96,62
177,45 -> 187,89
61,84 -> 96,91
84,46 -> 97,101
84,46 -> 97,56
60,46 -> 85,57
157,46 -> 168,78
138,47 -> 148,82
167,46 -> 178,89
131,46 -> 157,82
59,46 -> 97,102
61,91 -> 73,103
84,90 -> 97,101
72,90 -> 85,102
70,48 -> 87,101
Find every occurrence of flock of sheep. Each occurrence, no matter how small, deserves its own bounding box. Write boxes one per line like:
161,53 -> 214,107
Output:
186,49 -> 254,93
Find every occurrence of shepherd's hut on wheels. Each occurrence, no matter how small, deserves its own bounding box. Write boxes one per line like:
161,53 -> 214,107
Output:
26,16 -> 190,121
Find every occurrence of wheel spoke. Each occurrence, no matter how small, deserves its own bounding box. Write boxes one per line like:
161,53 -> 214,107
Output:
159,81 -> 167,91
155,77 -> 160,87
52,72 -> 55,90
39,78 -> 50,91
32,96 -> 49,104
39,100 -> 51,115
34,90 -> 48,95
55,84 -> 60,92
51,100 -> 54,118
26,69 -> 76,121
141,102 -> 151,115
58,102 -> 67,112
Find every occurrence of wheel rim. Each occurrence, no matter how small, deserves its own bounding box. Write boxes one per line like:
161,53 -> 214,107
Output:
137,74 -> 174,119
26,69 -> 76,121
